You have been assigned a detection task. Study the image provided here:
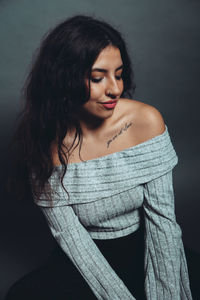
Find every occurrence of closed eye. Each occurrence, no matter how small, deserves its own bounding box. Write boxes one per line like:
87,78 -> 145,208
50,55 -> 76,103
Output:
115,75 -> 122,80
91,75 -> 122,84
91,77 -> 103,83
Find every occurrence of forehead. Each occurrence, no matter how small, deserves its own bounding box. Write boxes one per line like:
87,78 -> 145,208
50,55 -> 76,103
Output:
92,46 -> 123,68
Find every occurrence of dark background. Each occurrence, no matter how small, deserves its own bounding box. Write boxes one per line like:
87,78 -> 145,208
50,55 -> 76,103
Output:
0,0 -> 200,299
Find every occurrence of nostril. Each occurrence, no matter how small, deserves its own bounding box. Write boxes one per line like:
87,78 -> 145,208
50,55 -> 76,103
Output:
106,86 -> 121,98
108,94 -> 117,99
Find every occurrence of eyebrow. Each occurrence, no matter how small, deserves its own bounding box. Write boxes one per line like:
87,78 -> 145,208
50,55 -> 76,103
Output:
91,64 -> 123,73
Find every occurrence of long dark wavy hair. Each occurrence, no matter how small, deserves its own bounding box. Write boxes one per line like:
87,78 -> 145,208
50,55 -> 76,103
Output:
7,15 -> 135,204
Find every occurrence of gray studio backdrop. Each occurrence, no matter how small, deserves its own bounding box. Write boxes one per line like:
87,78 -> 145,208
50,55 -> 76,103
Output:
0,0 -> 199,299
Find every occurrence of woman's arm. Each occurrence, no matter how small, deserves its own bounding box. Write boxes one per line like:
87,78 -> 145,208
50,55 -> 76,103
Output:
143,170 -> 193,300
40,204 -> 136,300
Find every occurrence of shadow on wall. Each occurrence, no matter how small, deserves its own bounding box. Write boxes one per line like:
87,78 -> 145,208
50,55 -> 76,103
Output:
0,156 -> 56,300
184,247 -> 200,300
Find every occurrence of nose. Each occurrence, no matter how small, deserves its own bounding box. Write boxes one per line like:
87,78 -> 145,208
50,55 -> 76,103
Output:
105,77 -> 122,98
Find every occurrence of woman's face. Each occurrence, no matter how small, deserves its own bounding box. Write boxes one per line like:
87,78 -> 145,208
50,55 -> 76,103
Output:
82,46 -> 124,120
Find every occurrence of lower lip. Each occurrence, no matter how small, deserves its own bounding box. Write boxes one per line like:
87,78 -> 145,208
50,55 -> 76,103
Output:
101,102 -> 117,109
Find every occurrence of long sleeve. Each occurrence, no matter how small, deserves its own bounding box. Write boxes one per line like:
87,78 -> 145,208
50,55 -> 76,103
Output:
32,124 -> 193,299
40,204 -> 136,300
143,170 -> 193,299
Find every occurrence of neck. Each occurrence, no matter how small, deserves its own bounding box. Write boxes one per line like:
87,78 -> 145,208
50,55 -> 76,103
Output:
75,108 -> 110,138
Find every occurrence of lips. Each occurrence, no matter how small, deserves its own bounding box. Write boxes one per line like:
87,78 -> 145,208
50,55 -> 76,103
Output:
101,100 -> 118,104
100,101 -> 118,109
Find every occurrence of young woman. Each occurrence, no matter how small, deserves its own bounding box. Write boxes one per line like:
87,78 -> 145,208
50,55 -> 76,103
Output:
6,15 -> 192,300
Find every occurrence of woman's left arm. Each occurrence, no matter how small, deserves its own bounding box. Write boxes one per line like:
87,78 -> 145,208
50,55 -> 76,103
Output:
143,170 -> 193,300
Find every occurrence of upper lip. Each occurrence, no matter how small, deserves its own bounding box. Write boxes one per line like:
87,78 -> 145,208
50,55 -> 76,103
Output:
101,100 -> 118,104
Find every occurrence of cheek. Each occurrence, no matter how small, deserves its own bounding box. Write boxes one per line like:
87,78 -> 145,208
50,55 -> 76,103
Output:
116,80 -> 124,97
90,84 -> 104,99
120,81 -> 124,93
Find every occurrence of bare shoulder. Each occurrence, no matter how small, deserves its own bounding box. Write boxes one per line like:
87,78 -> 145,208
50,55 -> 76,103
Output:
136,100 -> 166,136
118,98 -> 166,141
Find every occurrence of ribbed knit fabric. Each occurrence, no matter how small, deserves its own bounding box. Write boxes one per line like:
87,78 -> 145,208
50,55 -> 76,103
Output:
33,124 -> 193,300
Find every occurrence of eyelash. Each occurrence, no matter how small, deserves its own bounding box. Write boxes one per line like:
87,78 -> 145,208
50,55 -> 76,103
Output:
91,75 -> 122,83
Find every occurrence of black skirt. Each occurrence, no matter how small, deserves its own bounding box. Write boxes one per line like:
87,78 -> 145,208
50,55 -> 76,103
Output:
5,224 -> 145,300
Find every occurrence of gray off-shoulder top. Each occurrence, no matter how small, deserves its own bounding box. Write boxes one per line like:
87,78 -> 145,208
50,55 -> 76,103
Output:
32,125 -> 193,300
